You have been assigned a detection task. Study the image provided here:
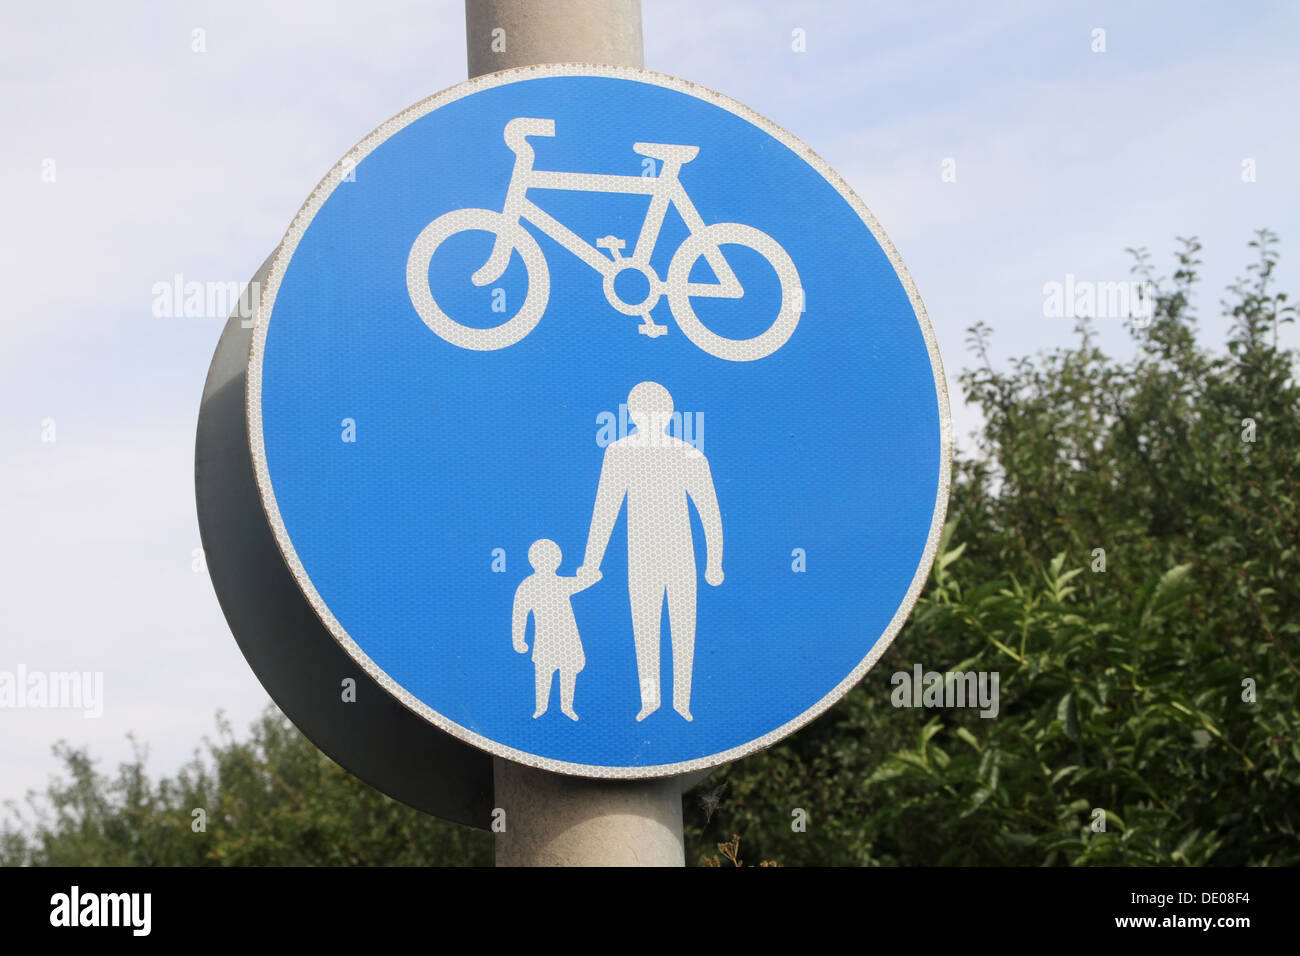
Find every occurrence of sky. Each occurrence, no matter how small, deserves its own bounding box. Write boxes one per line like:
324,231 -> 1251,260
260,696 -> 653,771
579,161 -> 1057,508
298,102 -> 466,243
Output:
1,0 -> 1297,811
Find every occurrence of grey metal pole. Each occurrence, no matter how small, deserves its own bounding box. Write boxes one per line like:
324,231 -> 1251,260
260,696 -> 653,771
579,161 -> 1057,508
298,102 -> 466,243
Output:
466,0 -> 644,76
463,0 -> 688,867
492,757 -> 688,866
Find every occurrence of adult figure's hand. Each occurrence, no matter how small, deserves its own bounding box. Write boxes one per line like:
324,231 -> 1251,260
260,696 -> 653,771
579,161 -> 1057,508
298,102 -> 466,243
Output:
705,565 -> 724,587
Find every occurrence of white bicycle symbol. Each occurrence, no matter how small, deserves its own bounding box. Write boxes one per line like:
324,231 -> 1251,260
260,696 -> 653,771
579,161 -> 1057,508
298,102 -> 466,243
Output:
406,117 -> 802,362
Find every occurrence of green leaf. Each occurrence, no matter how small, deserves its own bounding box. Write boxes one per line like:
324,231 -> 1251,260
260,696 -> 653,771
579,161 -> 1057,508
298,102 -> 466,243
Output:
1141,563 -> 1195,624
1051,765 -> 1081,786
1057,692 -> 1080,741
940,541 -> 968,570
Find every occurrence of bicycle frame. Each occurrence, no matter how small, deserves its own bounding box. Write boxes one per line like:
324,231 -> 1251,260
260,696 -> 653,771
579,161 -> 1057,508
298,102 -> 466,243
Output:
476,122 -> 743,300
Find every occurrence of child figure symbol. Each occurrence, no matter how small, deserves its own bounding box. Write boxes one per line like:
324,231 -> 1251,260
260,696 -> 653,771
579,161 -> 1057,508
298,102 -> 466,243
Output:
512,539 -> 601,720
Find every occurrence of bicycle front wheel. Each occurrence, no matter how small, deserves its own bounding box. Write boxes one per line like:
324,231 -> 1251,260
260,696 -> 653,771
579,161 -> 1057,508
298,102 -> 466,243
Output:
666,222 -> 801,362
406,208 -> 549,351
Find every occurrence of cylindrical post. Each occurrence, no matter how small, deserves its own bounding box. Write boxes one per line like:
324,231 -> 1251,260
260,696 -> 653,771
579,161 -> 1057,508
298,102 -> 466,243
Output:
463,0 -> 686,867
466,0 -> 644,77
493,758 -> 686,866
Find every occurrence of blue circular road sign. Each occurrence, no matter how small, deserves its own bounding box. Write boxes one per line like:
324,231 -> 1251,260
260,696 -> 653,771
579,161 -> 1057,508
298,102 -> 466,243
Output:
249,65 -> 951,778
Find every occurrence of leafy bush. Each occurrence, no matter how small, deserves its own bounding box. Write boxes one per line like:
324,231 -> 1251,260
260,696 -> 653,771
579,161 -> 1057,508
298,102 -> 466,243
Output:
1,711 -> 490,866
686,231 -> 1300,866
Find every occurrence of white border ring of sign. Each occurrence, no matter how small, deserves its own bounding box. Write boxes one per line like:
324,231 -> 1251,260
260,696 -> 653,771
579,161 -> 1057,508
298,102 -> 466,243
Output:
247,64 -> 953,779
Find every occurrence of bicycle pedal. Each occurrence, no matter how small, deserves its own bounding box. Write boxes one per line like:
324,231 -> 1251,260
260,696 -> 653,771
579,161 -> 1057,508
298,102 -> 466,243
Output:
637,323 -> 669,338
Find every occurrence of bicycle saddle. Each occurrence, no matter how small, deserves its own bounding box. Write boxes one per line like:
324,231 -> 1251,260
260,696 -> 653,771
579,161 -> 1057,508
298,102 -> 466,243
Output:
633,142 -> 700,165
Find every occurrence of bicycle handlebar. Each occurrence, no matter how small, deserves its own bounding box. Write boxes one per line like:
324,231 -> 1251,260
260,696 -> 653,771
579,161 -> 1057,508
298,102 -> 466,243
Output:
504,117 -> 557,154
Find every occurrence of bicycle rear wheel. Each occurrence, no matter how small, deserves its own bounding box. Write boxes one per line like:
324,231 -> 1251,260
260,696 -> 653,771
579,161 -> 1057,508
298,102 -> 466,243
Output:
666,222 -> 801,362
